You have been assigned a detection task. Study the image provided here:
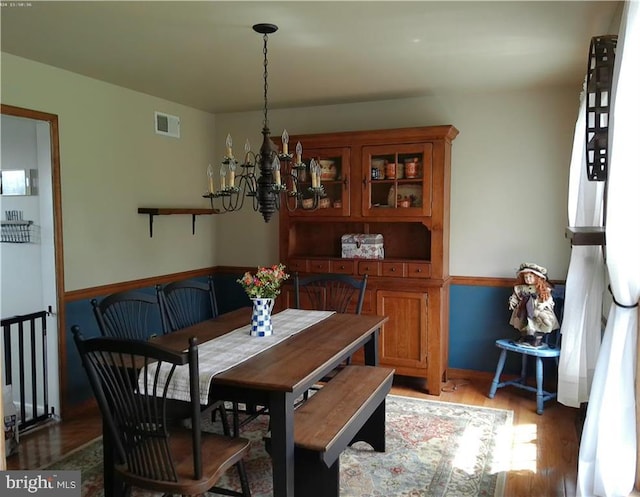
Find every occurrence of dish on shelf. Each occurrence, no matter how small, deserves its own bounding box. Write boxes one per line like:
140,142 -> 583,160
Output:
388,184 -> 422,207
318,160 -> 338,180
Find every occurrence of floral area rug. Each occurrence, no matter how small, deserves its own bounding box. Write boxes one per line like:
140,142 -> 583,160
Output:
43,395 -> 512,497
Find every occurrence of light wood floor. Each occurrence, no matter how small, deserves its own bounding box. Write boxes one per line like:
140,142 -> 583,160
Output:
7,370 -> 580,497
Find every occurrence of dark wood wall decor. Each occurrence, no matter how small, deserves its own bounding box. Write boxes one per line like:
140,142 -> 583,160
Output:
585,35 -> 617,182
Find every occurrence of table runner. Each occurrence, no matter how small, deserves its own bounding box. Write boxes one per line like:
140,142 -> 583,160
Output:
142,308 -> 335,403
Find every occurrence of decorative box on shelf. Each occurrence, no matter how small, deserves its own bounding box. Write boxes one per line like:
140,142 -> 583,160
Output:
341,233 -> 384,259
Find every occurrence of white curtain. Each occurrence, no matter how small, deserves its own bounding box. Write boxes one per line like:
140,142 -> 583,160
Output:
557,93 -> 605,409
578,1 -> 640,496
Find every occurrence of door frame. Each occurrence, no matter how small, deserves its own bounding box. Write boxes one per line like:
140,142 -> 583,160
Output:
1,104 -> 67,416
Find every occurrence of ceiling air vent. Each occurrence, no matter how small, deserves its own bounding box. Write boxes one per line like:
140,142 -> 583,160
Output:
154,111 -> 180,138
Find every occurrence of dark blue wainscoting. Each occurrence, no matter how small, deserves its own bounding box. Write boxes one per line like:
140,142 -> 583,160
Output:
65,299 -> 104,405
65,277 -> 531,408
449,285 -> 523,374
450,284 -> 560,387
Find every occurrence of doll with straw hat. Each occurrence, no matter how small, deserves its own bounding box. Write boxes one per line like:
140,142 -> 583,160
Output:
508,262 -> 560,345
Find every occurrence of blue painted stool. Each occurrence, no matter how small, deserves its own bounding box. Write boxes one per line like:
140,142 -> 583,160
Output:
488,286 -> 564,415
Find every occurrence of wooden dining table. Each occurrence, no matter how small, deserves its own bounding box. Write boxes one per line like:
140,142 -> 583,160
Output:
103,306 -> 388,497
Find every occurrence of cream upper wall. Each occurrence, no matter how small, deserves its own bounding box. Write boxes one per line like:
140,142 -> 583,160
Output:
2,52 -> 577,287
1,53 -> 219,291
215,89 -> 577,280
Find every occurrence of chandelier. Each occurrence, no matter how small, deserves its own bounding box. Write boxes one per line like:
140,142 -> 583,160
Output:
203,23 -> 325,222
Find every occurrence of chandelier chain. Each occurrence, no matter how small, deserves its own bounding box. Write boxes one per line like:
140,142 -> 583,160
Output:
263,33 -> 269,129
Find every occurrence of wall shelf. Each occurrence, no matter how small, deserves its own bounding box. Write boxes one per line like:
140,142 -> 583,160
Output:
565,226 -> 606,246
137,207 -> 217,237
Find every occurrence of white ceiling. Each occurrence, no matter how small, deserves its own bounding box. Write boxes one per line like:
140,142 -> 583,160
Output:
1,1 -> 621,113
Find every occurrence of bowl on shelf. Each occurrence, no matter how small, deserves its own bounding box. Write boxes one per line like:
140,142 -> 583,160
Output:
388,184 -> 422,207
318,160 -> 338,181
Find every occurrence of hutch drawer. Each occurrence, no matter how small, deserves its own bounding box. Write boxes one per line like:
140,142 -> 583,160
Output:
407,262 -> 431,278
381,261 -> 407,277
288,258 -> 309,273
330,260 -> 355,274
358,261 -> 381,276
308,259 -> 330,273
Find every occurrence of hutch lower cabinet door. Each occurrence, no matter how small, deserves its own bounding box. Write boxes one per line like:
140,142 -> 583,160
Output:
376,290 -> 428,374
375,286 -> 449,394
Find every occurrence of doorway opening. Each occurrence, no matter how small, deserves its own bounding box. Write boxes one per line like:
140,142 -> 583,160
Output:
1,104 -> 65,430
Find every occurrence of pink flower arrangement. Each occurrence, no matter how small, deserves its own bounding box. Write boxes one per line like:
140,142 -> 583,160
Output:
237,264 -> 290,299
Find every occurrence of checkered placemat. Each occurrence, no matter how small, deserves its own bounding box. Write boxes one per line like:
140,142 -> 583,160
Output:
141,308 -> 335,403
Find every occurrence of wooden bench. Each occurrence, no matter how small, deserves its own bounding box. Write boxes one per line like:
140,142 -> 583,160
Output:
293,364 -> 395,497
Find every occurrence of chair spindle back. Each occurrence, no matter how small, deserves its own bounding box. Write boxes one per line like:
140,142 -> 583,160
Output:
160,277 -> 218,331
91,287 -> 167,341
294,273 -> 368,314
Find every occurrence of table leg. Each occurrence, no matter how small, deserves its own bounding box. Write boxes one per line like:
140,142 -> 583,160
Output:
364,328 -> 380,366
269,391 -> 295,497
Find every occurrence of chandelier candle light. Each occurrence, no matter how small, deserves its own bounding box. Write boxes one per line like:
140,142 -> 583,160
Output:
203,23 -> 325,222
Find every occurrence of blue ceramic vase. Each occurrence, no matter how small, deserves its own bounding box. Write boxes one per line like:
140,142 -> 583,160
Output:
250,298 -> 274,337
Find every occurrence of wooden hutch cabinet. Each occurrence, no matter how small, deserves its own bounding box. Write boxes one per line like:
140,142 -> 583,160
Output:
278,125 -> 458,395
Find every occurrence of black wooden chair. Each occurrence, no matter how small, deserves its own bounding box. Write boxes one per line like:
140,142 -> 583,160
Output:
293,272 -> 368,398
91,286 -> 168,341
160,276 -> 219,332
294,272 -> 368,314
93,285 -> 234,436
159,276 -> 245,433
72,326 -> 251,497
